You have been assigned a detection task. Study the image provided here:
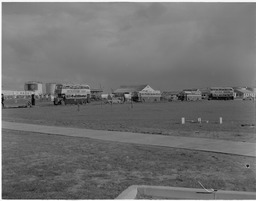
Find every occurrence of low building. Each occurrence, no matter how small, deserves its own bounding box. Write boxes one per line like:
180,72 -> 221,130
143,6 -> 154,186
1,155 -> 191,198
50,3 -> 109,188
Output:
161,91 -> 180,101
114,84 -> 161,102
234,87 -> 255,100
91,88 -> 103,100
180,89 -> 202,101
101,94 -> 113,100
200,88 -> 211,100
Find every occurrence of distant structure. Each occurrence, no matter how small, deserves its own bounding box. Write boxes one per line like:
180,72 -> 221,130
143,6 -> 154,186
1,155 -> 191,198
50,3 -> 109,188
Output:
101,94 -> 113,100
199,88 -> 211,100
45,83 -> 57,95
114,84 -> 161,102
91,88 -> 103,100
24,81 -> 43,95
161,91 -> 180,101
234,87 -> 255,100
179,89 -> 202,101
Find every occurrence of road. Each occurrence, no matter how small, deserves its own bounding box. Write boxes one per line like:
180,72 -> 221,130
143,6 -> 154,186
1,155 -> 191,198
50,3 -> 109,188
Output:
2,121 -> 256,157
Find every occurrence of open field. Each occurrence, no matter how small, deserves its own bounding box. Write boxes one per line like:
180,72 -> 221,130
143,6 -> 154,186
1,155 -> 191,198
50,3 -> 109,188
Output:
2,129 -> 256,199
2,100 -> 256,142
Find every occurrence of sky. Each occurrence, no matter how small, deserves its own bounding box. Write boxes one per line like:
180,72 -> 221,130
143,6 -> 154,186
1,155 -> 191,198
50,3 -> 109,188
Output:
2,2 -> 256,92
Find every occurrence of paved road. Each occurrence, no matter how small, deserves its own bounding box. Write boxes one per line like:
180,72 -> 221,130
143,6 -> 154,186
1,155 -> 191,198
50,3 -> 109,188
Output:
2,121 -> 256,157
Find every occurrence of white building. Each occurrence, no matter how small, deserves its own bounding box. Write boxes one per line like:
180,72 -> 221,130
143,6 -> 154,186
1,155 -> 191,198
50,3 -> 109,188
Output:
234,87 -> 256,99
181,89 -> 202,101
114,84 -> 161,102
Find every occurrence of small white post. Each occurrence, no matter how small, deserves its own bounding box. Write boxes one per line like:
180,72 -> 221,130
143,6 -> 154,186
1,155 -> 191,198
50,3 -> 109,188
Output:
181,117 -> 185,124
198,117 -> 201,123
219,117 -> 222,124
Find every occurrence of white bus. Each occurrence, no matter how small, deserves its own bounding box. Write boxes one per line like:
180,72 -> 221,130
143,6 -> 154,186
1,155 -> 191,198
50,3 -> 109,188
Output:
53,84 -> 91,105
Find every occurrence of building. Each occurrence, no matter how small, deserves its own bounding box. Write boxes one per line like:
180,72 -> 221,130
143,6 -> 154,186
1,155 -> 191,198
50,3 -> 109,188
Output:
114,84 -> 161,102
161,91 -> 180,101
180,89 -> 202,101
91,88 -> 103,100
24,81 -> 43,96
101,94 -> 113,100
234,87 -> 256,100
200,88 -> 211,100
248,87 -> 256,93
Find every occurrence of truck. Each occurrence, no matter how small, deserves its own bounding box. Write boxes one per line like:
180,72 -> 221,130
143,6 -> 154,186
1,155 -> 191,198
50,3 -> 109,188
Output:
53,84 -> 91,105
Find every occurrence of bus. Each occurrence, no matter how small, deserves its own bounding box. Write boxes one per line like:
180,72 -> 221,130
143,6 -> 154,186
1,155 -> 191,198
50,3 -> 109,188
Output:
53,84 -> 91,105
209,87 -> 234,100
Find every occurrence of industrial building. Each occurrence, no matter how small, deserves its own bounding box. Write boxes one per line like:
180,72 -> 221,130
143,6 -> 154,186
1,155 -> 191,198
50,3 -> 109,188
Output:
24,81 -> 43,95
179,89 -> 202,101
114,84 -> 161,102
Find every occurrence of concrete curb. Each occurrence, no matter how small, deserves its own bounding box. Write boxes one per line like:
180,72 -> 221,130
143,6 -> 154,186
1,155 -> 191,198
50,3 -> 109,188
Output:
115,185 -> 138,199
116,185 -> 256,199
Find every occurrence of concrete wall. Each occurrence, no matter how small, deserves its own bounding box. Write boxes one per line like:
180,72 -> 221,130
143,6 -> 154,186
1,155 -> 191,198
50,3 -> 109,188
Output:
116,185 -> 256,199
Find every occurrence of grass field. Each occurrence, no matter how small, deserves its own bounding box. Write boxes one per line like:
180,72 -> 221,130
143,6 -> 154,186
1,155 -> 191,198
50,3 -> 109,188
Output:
2,100 -> 256,199
2,100 -> 256,142
2,129 -> 256,199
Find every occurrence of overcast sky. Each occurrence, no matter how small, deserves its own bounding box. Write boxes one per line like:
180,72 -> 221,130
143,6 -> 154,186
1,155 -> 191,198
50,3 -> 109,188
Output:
2,2 -> 256,92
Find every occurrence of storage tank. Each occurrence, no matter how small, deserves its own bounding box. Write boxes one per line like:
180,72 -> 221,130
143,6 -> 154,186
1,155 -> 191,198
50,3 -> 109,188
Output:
45,83 -> 57,95
24,81 -> 43,95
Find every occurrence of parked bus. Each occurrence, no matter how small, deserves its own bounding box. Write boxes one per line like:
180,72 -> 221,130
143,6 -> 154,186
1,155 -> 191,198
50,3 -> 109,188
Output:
209,87 -> 234,100
53,84 -> 91,105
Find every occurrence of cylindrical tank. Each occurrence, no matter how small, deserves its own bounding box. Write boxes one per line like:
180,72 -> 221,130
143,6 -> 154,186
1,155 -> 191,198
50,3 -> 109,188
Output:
45,83 -> 57,95
24,83 -> 38,91
24,81 -> 43,95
